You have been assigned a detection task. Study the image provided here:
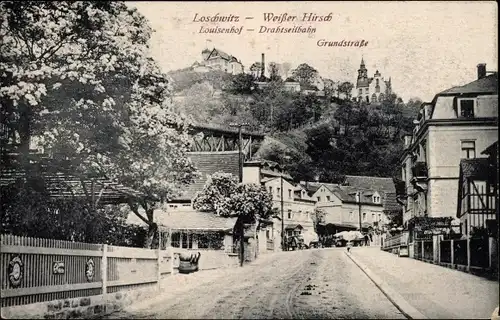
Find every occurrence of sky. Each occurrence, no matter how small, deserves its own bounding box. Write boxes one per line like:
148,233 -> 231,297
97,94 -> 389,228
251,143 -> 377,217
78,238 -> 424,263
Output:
128,1 -> 497,102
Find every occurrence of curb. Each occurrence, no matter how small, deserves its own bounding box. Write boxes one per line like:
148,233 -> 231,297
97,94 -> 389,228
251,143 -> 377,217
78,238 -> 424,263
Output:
344,251 -> 428,320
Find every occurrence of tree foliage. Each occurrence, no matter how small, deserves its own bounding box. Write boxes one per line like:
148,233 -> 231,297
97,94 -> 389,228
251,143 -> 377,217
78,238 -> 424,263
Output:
1,1 -> 197,247
291,63 -> 319,85
193,172 -> 274,224
1,178 -> 147,246
228,73 -> 255,94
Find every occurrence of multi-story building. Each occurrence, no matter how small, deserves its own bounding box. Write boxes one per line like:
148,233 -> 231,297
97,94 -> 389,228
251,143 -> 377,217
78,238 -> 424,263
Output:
399,63 -> 498,248
300,176 -> 399,245
351,57 -> 392,103
197,47 -> 244,75
243,160 -> 316,245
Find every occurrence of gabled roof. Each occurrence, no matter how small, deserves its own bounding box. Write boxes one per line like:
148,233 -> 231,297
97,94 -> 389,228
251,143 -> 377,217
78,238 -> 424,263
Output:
482,141 -> 498,156
459,158 -> 493,180
437,73 -> 498,96
174,151 -> 240,201
206,48 -> 239,62
155,210 -> 237,231
285,224 -> 303,230
1,154 -> 149,205
383,192 -> 401,212
344,175 -> 396,193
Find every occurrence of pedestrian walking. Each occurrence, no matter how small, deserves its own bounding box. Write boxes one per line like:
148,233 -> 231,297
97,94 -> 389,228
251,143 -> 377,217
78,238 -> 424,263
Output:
347,241 -> 352,253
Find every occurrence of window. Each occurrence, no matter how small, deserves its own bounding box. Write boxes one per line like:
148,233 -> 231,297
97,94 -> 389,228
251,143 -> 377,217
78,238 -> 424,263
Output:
288,189 -> 292,199
277,188 -> 281,197
197,232 -> 224,249
372,213 -> 375,221
181,233 -> 193,249
459,99 -> 474,118
317,196 -> 321,202
171,233 -> 180,248
287,210 -> 292,219
461,141 -> 476,159
373,195 -> 381,203
359,88 -> 362,95
326,195 -> 331,201
269,186 -> 273,194
362,213 -> 367,221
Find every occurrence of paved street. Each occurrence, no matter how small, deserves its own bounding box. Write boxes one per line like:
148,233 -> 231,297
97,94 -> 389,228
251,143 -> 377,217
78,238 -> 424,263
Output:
104,248 -> 405,319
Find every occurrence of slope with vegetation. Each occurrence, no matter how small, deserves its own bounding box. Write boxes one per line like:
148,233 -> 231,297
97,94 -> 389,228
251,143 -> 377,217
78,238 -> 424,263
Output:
169,63 -> 422,183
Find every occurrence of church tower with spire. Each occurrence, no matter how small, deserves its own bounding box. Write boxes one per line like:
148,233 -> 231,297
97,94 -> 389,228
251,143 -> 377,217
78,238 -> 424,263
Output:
356,57 -> 369,88
351,57 -> 392,104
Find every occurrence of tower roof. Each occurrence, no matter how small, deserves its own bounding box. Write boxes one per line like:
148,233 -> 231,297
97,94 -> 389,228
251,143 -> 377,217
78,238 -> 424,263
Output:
361,56 -> 365,67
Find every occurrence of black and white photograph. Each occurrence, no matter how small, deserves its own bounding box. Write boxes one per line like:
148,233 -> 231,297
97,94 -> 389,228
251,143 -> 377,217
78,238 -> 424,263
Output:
0,1 -> 498,319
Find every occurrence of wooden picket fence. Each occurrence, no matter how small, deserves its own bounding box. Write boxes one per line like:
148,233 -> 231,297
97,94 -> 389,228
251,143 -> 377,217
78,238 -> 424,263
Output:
0,234 -> 173,308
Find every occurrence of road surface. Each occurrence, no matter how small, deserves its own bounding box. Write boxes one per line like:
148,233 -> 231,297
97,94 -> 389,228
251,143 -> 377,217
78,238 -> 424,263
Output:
104,248 -> 405,319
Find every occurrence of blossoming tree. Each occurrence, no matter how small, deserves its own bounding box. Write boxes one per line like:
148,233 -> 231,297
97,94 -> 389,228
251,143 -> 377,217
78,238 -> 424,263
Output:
193,172 -> 274,264
0,1 -> 197,247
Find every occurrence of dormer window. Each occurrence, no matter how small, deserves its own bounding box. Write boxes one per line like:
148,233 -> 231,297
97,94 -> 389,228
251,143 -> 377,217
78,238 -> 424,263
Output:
373,195 -> 381,203
458,99 -> 475,118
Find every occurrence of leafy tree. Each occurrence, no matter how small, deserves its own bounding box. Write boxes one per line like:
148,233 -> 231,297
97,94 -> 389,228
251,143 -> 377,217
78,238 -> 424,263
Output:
291,63 -> 319,85
0,178 -> 148,246
193,172 -> 274,223
338,81 -> 354,100
0,1 -> 197,247
268,62 -> 281,82
228,73 -> 255,94
192,172 -> 274,264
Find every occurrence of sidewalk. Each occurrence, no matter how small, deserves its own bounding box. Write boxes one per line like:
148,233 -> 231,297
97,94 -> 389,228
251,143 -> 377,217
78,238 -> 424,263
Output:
351,247 -> 499,319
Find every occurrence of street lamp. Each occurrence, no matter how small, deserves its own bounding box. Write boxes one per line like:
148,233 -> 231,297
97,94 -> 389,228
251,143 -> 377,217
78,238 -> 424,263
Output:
229,122 -> 250,267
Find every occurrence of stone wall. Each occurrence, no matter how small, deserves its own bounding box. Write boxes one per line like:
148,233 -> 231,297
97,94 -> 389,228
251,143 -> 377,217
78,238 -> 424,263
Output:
1,285 -> 158,319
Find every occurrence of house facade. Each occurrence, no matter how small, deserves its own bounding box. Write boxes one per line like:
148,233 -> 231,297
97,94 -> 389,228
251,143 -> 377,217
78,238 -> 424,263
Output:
300,176 -> 398,245
243,160 -> 316,248
397,64 -> 498,263
351,57 -> 392,104
199,47 -> 244,75
400,64 -> 498,243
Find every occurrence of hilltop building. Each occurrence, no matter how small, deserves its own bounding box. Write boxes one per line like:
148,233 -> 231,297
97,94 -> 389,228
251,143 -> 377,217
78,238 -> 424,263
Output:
192,47 -> 244,75
352,57 -> 392,103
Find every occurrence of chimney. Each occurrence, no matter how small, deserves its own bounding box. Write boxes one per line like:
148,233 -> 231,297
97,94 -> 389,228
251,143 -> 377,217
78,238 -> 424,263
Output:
477,63 -> 487,80
261,53 -> 265,79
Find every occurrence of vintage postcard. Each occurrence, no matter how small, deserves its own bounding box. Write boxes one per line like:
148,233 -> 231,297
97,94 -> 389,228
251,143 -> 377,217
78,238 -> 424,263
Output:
0,1 -> 498,319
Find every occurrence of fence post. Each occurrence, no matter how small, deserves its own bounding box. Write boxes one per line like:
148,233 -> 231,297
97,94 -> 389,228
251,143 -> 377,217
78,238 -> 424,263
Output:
157,231 -> 162,291
102,244 -> 108,295
467,236 -> 471,272
421,240 -> 424,260
451,239 -> 454,268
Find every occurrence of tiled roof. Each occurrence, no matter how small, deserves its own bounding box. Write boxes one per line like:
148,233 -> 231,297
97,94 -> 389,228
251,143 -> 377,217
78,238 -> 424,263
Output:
1,155 -> 149,205
438,73 -> 498,95
207,48 -> 238,62
460,158 -> 492,179
155,210 -> 237,231
301,179 -> 395,206
482,141 -> 498,156
344,175 -> 396,193
285,224 -> 303,230
383,192 -> 401,212
174,151 -> 240,201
